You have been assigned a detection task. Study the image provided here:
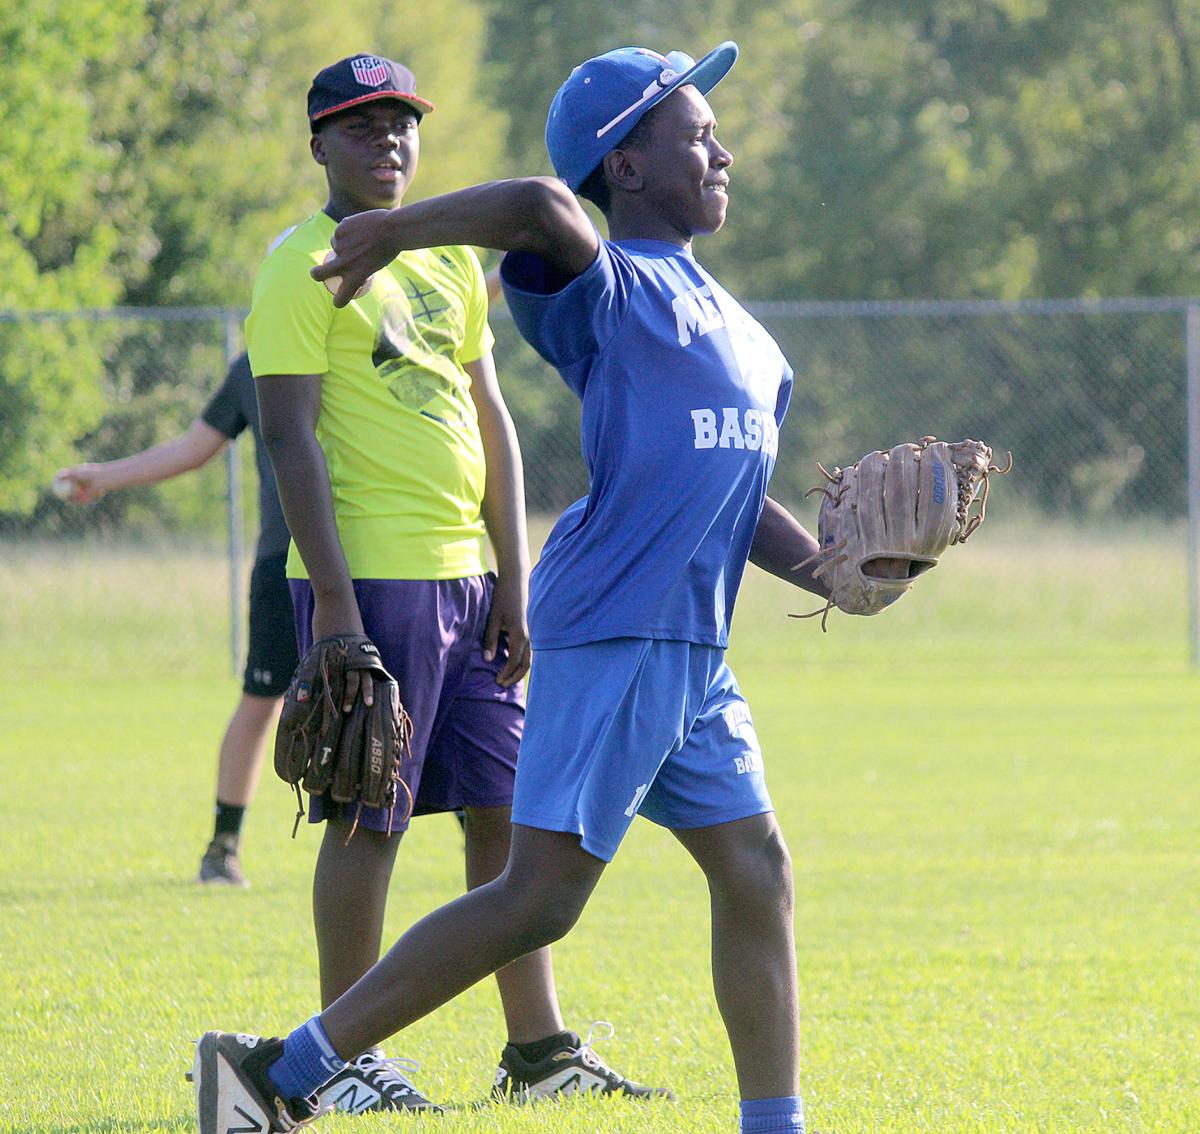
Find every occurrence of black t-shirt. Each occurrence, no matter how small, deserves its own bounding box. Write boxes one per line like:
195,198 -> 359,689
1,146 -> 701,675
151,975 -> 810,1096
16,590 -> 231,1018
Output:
200,352 -> 290,559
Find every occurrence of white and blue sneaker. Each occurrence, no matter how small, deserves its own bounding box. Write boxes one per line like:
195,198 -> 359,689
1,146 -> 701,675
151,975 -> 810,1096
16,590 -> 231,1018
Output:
191,1031 -> 324,1134
315,1047 -> 443,1114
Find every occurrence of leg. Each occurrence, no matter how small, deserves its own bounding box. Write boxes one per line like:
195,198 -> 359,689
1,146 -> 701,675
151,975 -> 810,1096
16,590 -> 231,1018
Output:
321,824 -> 606,1059
200,548 -> 296,883
214,691 -> 281,806
462,804 -> 564,1043
226,549 -> 295,808
673,812 -> 800,1101
198,692 -> 283,885
312,818 -> 404,1007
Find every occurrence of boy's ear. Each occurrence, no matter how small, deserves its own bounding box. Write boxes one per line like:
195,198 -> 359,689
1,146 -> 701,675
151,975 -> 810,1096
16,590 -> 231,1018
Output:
310,132 -> 327,166
604,147 -> 644,193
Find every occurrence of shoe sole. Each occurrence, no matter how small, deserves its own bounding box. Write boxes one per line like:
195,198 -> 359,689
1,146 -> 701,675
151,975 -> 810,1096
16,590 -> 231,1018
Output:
192,1032 -> 219,1134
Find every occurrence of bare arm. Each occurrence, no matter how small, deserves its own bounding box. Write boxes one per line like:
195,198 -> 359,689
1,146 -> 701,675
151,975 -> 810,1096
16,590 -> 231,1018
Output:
484,267 -> 504,307
256,375 -> 368,705
312,178 -> 599,308
465,354 -> 531,687
750,496 -> 831,600
55,420 -> 227,504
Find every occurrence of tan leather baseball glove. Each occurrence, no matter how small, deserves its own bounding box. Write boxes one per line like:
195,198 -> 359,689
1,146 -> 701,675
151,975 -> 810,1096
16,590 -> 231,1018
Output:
793,437 -> 1011,630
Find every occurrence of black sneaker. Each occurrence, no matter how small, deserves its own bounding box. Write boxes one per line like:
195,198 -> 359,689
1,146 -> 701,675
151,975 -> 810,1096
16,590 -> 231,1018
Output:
492,1023 -> 674,1103
315,1048 -> 444,1114
191,1031 -> 323,1134
197,836 -> 248,887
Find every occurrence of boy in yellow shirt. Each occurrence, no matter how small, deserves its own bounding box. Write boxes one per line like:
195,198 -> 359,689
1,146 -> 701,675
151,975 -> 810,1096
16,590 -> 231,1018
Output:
243,53 -> 661,1113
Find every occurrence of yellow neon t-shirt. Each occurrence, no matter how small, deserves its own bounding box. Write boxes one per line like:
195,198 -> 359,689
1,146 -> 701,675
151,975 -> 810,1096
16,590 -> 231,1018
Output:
245,212 -> 493,580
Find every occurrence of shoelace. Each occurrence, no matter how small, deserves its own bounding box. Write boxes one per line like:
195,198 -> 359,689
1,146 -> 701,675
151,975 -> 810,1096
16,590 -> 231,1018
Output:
359,1050 -> 425,1098
277,1096 -> 333,1132
575,1021 -> 624,1085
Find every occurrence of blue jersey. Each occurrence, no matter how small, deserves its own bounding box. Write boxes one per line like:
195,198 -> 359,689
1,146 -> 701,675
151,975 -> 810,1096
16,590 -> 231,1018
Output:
502,238 -> 793,649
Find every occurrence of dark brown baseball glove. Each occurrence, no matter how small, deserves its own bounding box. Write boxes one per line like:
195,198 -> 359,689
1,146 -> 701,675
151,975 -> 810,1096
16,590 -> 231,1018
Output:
274,634 -> 413,839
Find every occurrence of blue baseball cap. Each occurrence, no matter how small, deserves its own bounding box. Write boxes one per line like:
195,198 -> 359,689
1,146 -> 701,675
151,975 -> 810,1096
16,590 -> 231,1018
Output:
546,41 -> 738,192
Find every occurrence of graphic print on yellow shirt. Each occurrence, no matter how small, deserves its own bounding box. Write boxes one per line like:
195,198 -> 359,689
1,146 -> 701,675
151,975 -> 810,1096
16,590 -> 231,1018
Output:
375,277 -> 469,423
245,211 -> 494,581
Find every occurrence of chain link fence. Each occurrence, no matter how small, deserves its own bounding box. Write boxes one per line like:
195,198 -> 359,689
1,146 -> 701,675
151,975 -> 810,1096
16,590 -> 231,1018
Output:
3,298 -> 1197,667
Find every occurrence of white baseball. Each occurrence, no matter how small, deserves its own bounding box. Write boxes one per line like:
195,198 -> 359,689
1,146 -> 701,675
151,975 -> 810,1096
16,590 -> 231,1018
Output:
321,252 -> 374,300
51,473 -> 75,502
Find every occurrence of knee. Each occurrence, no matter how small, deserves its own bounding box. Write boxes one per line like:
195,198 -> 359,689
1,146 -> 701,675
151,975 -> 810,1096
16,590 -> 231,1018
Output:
716,828 -> 794,915
498,877 -> 589,952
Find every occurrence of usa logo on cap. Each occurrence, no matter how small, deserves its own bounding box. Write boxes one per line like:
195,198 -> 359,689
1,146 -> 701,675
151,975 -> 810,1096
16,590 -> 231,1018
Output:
351,56 -> 390,88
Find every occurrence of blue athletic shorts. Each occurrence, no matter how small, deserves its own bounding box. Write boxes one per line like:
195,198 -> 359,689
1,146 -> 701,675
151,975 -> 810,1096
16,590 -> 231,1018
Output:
512,638 -> 772,861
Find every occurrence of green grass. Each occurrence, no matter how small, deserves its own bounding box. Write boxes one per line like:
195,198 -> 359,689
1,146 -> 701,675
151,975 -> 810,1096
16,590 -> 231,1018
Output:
1,523 -> 1197,1133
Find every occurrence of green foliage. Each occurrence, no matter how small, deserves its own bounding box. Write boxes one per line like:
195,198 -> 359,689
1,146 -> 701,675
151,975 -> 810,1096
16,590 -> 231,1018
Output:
0,3 -> 137,510
703,0 -> 1200,299
0,0 -> 136,303
0,0 -> 506,522
483,0 -> 1200,300
7,0 -> 1200,525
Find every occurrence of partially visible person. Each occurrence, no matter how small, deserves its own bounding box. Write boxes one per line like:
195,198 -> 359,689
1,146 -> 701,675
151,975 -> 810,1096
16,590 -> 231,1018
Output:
55,350 -> 295,888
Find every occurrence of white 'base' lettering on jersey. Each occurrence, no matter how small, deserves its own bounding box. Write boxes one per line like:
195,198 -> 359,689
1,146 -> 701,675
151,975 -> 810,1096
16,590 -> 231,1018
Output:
690,408 -> 778,455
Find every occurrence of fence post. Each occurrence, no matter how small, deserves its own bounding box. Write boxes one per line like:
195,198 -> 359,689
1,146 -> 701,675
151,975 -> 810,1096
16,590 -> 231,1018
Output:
222,312 -> 245,677
1188,304 -> 1200,669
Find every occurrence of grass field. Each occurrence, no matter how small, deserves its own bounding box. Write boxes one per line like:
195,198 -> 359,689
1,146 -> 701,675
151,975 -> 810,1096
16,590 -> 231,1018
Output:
1,521 -> 1197,1133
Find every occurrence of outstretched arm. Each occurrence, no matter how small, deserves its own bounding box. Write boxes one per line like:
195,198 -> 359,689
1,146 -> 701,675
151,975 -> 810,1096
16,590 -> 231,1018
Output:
466,353 -> 531,688
750,496 -> 831,600
54,419 -> 228,504
312,178 -> 599,309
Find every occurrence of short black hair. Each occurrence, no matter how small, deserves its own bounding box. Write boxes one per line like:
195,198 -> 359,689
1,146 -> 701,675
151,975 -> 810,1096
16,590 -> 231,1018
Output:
577,164 -> 611,213
575,101 -> 664,216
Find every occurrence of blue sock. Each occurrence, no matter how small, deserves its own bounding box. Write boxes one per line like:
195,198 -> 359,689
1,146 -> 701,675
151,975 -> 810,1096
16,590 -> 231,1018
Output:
266,1015 -> 347,1101
740,1094 -> 805,1134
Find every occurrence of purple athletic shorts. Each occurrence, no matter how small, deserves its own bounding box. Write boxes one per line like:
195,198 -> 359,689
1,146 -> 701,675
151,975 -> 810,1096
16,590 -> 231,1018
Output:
290,574 -> 524,833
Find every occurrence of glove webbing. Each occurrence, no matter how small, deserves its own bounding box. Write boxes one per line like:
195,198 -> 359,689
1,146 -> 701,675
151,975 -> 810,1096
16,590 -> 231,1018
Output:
953,448 -> 1013,544
342,706 -> 417,844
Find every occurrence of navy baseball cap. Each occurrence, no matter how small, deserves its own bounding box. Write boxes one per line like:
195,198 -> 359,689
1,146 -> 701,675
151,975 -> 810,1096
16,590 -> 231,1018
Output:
308,54 -> 435,128
546,41 -> 738,192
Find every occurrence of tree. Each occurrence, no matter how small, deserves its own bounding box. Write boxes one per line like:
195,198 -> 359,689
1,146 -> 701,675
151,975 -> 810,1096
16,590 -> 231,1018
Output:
0,0 -> 141,512
708,0 -> 1200,300
2,0 -> 507,523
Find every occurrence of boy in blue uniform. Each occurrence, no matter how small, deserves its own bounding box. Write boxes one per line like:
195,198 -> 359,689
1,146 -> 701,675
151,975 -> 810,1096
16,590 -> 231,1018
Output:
194,42 -> 830,1134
